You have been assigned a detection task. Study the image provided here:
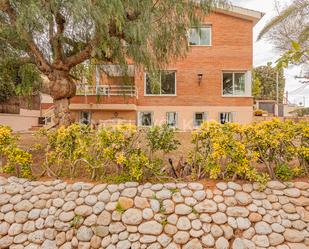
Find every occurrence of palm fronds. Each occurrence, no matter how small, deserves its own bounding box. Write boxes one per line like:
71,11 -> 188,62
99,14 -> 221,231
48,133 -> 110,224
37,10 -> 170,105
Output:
258,0 -> 309,40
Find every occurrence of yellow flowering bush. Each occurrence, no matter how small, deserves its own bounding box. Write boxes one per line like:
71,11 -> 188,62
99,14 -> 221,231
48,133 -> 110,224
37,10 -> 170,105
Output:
190,122 -> 266,183
38,124 -> 92,178
0,125 -> 32,178
244,119 -> 299,178
39,124 -> 161,181
295,121 -> 309,171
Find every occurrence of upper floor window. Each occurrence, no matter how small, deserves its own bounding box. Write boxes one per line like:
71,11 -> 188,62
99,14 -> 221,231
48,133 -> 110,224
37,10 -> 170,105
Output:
189,27 -> 211,46
145,71 -> 176,96
223,72 -> 246,96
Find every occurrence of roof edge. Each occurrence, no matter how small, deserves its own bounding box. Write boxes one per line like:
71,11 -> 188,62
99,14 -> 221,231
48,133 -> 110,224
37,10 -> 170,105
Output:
215,5 -> 265,26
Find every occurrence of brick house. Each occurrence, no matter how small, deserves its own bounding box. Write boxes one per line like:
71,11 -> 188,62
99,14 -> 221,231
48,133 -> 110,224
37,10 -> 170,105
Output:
45,5 -> 263,130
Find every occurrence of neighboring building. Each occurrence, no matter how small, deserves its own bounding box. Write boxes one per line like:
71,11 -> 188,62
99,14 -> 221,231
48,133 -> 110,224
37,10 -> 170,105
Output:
43,6 -> 264,130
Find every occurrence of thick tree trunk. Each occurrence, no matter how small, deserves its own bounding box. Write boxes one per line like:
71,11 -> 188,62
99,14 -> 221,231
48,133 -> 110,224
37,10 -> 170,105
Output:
48,70 -> 76,127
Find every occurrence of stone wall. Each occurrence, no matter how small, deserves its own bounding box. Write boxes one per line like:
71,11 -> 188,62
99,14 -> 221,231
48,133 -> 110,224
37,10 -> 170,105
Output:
0,176 -> 309,249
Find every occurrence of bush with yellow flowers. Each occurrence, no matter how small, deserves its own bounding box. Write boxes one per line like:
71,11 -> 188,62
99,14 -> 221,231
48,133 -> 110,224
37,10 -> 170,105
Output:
39,124 -> 174,181
189,121 -> 268,184
0,125 -> 32,178
244,119 -> 300,179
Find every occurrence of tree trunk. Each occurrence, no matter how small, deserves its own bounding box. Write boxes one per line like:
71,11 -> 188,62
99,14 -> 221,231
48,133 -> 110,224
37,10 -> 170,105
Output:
48,70 -> 76,127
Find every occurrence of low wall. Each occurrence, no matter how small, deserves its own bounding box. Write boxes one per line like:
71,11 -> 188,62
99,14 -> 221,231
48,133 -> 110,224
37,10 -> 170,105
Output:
0,114 -> 38,132
0,177 -> 309,249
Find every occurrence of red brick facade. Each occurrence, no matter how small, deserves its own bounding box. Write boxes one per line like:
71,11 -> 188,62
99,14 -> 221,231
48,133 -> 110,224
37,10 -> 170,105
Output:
67,9 -> 260,129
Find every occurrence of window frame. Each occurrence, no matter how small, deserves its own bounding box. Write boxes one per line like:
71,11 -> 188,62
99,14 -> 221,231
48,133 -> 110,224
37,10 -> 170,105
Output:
188,26 -> 212,47
144,71 -> 177,96
222,71 -> 247,97
193,112 -> 208,128
137,111 -> 154,127
219,112 -> 234,124
166,112 -> 178,128
80,111 -> 92,125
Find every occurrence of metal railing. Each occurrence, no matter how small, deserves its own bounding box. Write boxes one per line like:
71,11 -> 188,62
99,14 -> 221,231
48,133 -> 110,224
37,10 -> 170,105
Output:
76,84 -> 138,98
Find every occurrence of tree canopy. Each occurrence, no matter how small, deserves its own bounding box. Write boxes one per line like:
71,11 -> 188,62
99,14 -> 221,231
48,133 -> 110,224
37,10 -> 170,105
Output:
0,0 -> 227,125
253,63 -> 286,103
258,0 -> 308,80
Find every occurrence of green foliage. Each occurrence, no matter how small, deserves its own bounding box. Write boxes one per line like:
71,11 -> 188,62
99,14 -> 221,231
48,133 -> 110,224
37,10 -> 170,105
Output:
190,122 -> 264,183
275,163 -> 294,181
146,124 -> 181,156
190,119 -> 308,184
38,124 -> 179,182
276,40 -> 309,71
115,202 -> 125,214
70,215 -> 82,229
253,63 -> 285,103
244,119 -> 298,178
0,57 -> 41,103
0,125 -> 32,178
0,0 -> 227,106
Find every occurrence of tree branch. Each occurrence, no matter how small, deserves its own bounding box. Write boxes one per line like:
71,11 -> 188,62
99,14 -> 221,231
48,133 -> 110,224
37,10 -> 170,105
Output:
1,0 -> 52,74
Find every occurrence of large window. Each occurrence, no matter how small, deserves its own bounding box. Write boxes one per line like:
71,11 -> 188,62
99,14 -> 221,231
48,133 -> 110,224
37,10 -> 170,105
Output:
166,112 -> 178,128
219,112 -> 234,124
189,27 -> 211,46
138,112 -> 153,127
194,112 -> 207,127
223,72 -> 246,96
145,71 -> 176,95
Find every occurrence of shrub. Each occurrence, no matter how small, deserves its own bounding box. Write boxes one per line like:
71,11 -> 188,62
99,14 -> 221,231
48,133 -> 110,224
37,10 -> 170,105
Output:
189,121 -> 265,184
39,124 -> 92,178
146,124 -> 180,159
0,125 -> 32,178
244,119 -> 298,178
254,109 -> 263,116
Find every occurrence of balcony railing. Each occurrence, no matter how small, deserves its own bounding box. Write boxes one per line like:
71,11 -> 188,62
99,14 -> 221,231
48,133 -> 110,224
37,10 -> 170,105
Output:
76,84 -> 138,98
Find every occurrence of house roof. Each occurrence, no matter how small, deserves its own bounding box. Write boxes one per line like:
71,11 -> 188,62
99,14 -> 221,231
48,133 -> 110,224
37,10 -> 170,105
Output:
215,5 -> 264,26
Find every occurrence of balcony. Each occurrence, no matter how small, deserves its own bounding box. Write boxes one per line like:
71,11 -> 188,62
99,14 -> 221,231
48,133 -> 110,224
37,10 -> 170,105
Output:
76,84 -> 138,98
71,84 -> 137,110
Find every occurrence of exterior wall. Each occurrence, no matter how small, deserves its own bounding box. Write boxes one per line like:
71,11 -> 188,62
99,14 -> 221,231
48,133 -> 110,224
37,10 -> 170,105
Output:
68,11 -> 255,129
137,106 -> 253,130
0,113 -> 38,132
71,110 -> 136,125
1,176 -> 309,249
135,12 -> 254,107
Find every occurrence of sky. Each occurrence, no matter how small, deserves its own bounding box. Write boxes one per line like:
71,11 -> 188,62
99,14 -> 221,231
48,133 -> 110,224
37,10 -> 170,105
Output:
231,0 -> 309,106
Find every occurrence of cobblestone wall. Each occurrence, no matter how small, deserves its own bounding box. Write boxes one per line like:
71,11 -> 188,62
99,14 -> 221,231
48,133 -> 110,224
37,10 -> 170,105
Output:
0,176 -> 309,249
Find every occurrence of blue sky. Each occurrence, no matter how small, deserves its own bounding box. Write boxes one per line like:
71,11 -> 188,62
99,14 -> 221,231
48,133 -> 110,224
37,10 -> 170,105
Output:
231,0 -> 308,106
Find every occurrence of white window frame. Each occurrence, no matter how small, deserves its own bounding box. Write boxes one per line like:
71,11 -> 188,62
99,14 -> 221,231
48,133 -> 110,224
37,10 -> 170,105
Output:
166,112 -> 178,128
138,111 -> 153,127
144,71 -> 177,96
194,112 -> 208,128
80,111 -> 92,125
188,26 -> 212,47
219,112 -> 235,124
222,71 -> 249,97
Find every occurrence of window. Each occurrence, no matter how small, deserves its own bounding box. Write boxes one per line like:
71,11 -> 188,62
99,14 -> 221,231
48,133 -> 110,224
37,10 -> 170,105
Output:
166,112 -> 178,128
223,72 -> 246,96
219,112 -> 234,124
145,71 -> 176,95
80,111 -> 91,125
189,27 -> 211,46
138,112 -> 153,127
194,112 -> 207,127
